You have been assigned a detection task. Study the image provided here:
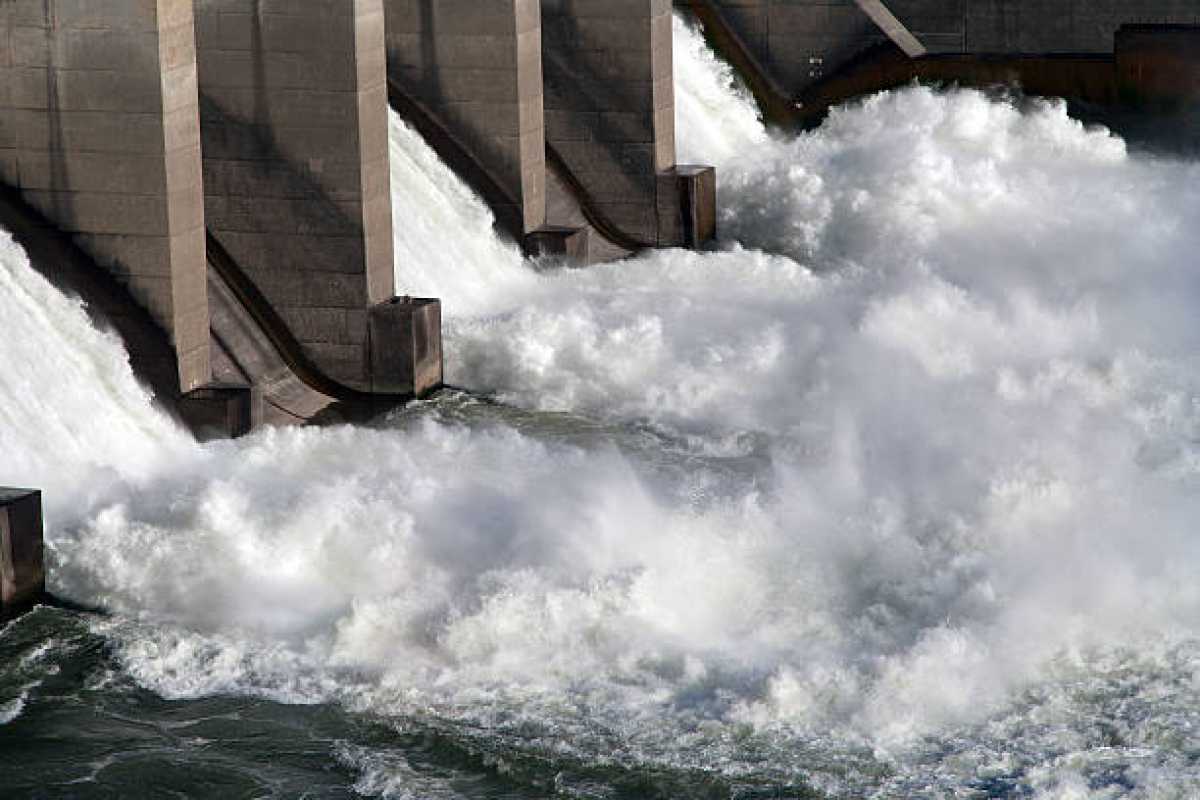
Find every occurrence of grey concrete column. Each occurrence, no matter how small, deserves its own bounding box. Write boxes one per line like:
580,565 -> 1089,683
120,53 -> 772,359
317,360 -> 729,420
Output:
542,0 -> 682,245
385,0 -> 546,236
0,0 -> 211,392
195,0 -> 395,391
0,489 -> 43,621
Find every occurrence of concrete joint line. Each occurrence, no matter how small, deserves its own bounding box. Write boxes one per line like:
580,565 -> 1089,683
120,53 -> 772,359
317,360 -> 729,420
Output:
853,0 -> 927,58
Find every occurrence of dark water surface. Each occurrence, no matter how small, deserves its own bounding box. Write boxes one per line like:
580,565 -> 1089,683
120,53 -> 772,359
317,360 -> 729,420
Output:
0,607 -> 823,800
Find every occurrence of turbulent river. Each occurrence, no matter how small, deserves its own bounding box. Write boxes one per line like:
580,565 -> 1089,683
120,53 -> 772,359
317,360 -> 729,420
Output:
3,16 -> 1200,799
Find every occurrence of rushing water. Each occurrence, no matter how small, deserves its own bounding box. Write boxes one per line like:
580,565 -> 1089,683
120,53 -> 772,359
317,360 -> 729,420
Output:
3,14 -> 1200,798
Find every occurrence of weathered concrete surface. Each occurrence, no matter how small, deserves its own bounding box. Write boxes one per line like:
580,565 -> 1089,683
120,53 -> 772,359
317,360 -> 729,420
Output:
0,0 -> 211,392
195,0 -> 395,391
385,0 -> 546,236
542,0 -> 680,247
0,489 -> 44,621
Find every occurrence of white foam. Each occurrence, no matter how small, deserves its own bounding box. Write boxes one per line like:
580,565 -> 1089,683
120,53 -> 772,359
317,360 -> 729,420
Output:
0,693 -> 26,726
0,232 -> 193,521
1,13 -> 1199,796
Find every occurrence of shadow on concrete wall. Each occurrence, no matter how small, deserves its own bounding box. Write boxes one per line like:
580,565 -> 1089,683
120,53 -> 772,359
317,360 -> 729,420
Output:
197,92 -> 364,246
385,79 -> 524,239
540,3 -> 669,243
417,0 -> 441,100
0,184 -> 181,406
389,0 -> 531,235
39,0 -> 73,232
541,4 -> 658,172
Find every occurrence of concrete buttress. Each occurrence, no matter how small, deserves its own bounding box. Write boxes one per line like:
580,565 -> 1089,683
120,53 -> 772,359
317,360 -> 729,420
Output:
0,0 -> 211,392
541,0 -> 714,248
194,0 -> 396,392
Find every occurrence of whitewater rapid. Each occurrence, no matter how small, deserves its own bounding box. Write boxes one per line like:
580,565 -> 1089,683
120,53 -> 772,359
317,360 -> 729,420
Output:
3,13 -> 1200,797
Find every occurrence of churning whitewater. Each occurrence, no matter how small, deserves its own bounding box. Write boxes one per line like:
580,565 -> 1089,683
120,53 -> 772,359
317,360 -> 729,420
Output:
3,14 -> 1200,798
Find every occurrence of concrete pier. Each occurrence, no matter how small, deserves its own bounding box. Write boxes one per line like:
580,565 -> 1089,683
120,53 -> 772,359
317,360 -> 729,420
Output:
0,0 -> 211,392
195,0 -> 396,391
542,0 -> 692,247
0,489 -> 43,622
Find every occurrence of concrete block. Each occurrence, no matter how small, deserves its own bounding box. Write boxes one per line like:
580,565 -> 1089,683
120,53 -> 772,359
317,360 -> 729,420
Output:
368,297 -> 443,397
524,225 -> 590,261
0,488 -> 44,621
178,383 -> 257,440
659,165 -> 716,247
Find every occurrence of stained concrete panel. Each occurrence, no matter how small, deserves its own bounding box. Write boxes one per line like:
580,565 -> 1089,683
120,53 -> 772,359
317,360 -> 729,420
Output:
0,0 -> 210,392
196,0 -> 395,390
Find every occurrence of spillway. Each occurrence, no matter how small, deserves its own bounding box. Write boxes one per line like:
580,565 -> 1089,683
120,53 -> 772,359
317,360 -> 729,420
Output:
2,14 -> 1200,798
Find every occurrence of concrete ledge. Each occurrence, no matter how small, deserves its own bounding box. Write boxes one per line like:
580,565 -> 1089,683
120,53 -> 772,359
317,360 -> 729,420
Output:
368,298 -> 443,397
524,225 -> 590,261
0,489 -> 44,622
178,383 -> 257,440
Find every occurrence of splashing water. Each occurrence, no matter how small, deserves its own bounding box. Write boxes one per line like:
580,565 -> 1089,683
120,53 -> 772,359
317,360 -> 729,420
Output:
2,13 -> 1200,798
388,113 -> 529,317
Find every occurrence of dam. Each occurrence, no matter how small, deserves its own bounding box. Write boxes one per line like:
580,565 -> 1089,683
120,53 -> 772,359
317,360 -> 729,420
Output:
3,3 -> 1200,798
2,1 -> 1196,434
683,0 -> 1200,128
0,0 -> 719,435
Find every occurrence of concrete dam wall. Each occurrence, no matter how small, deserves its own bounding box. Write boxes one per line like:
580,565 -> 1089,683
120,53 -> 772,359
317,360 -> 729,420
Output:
0,0 -> 717,436
681,0 -> 1200,127
0,1 -> 211,393
385,0 -> 716,259
9,1 -> 1190,438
